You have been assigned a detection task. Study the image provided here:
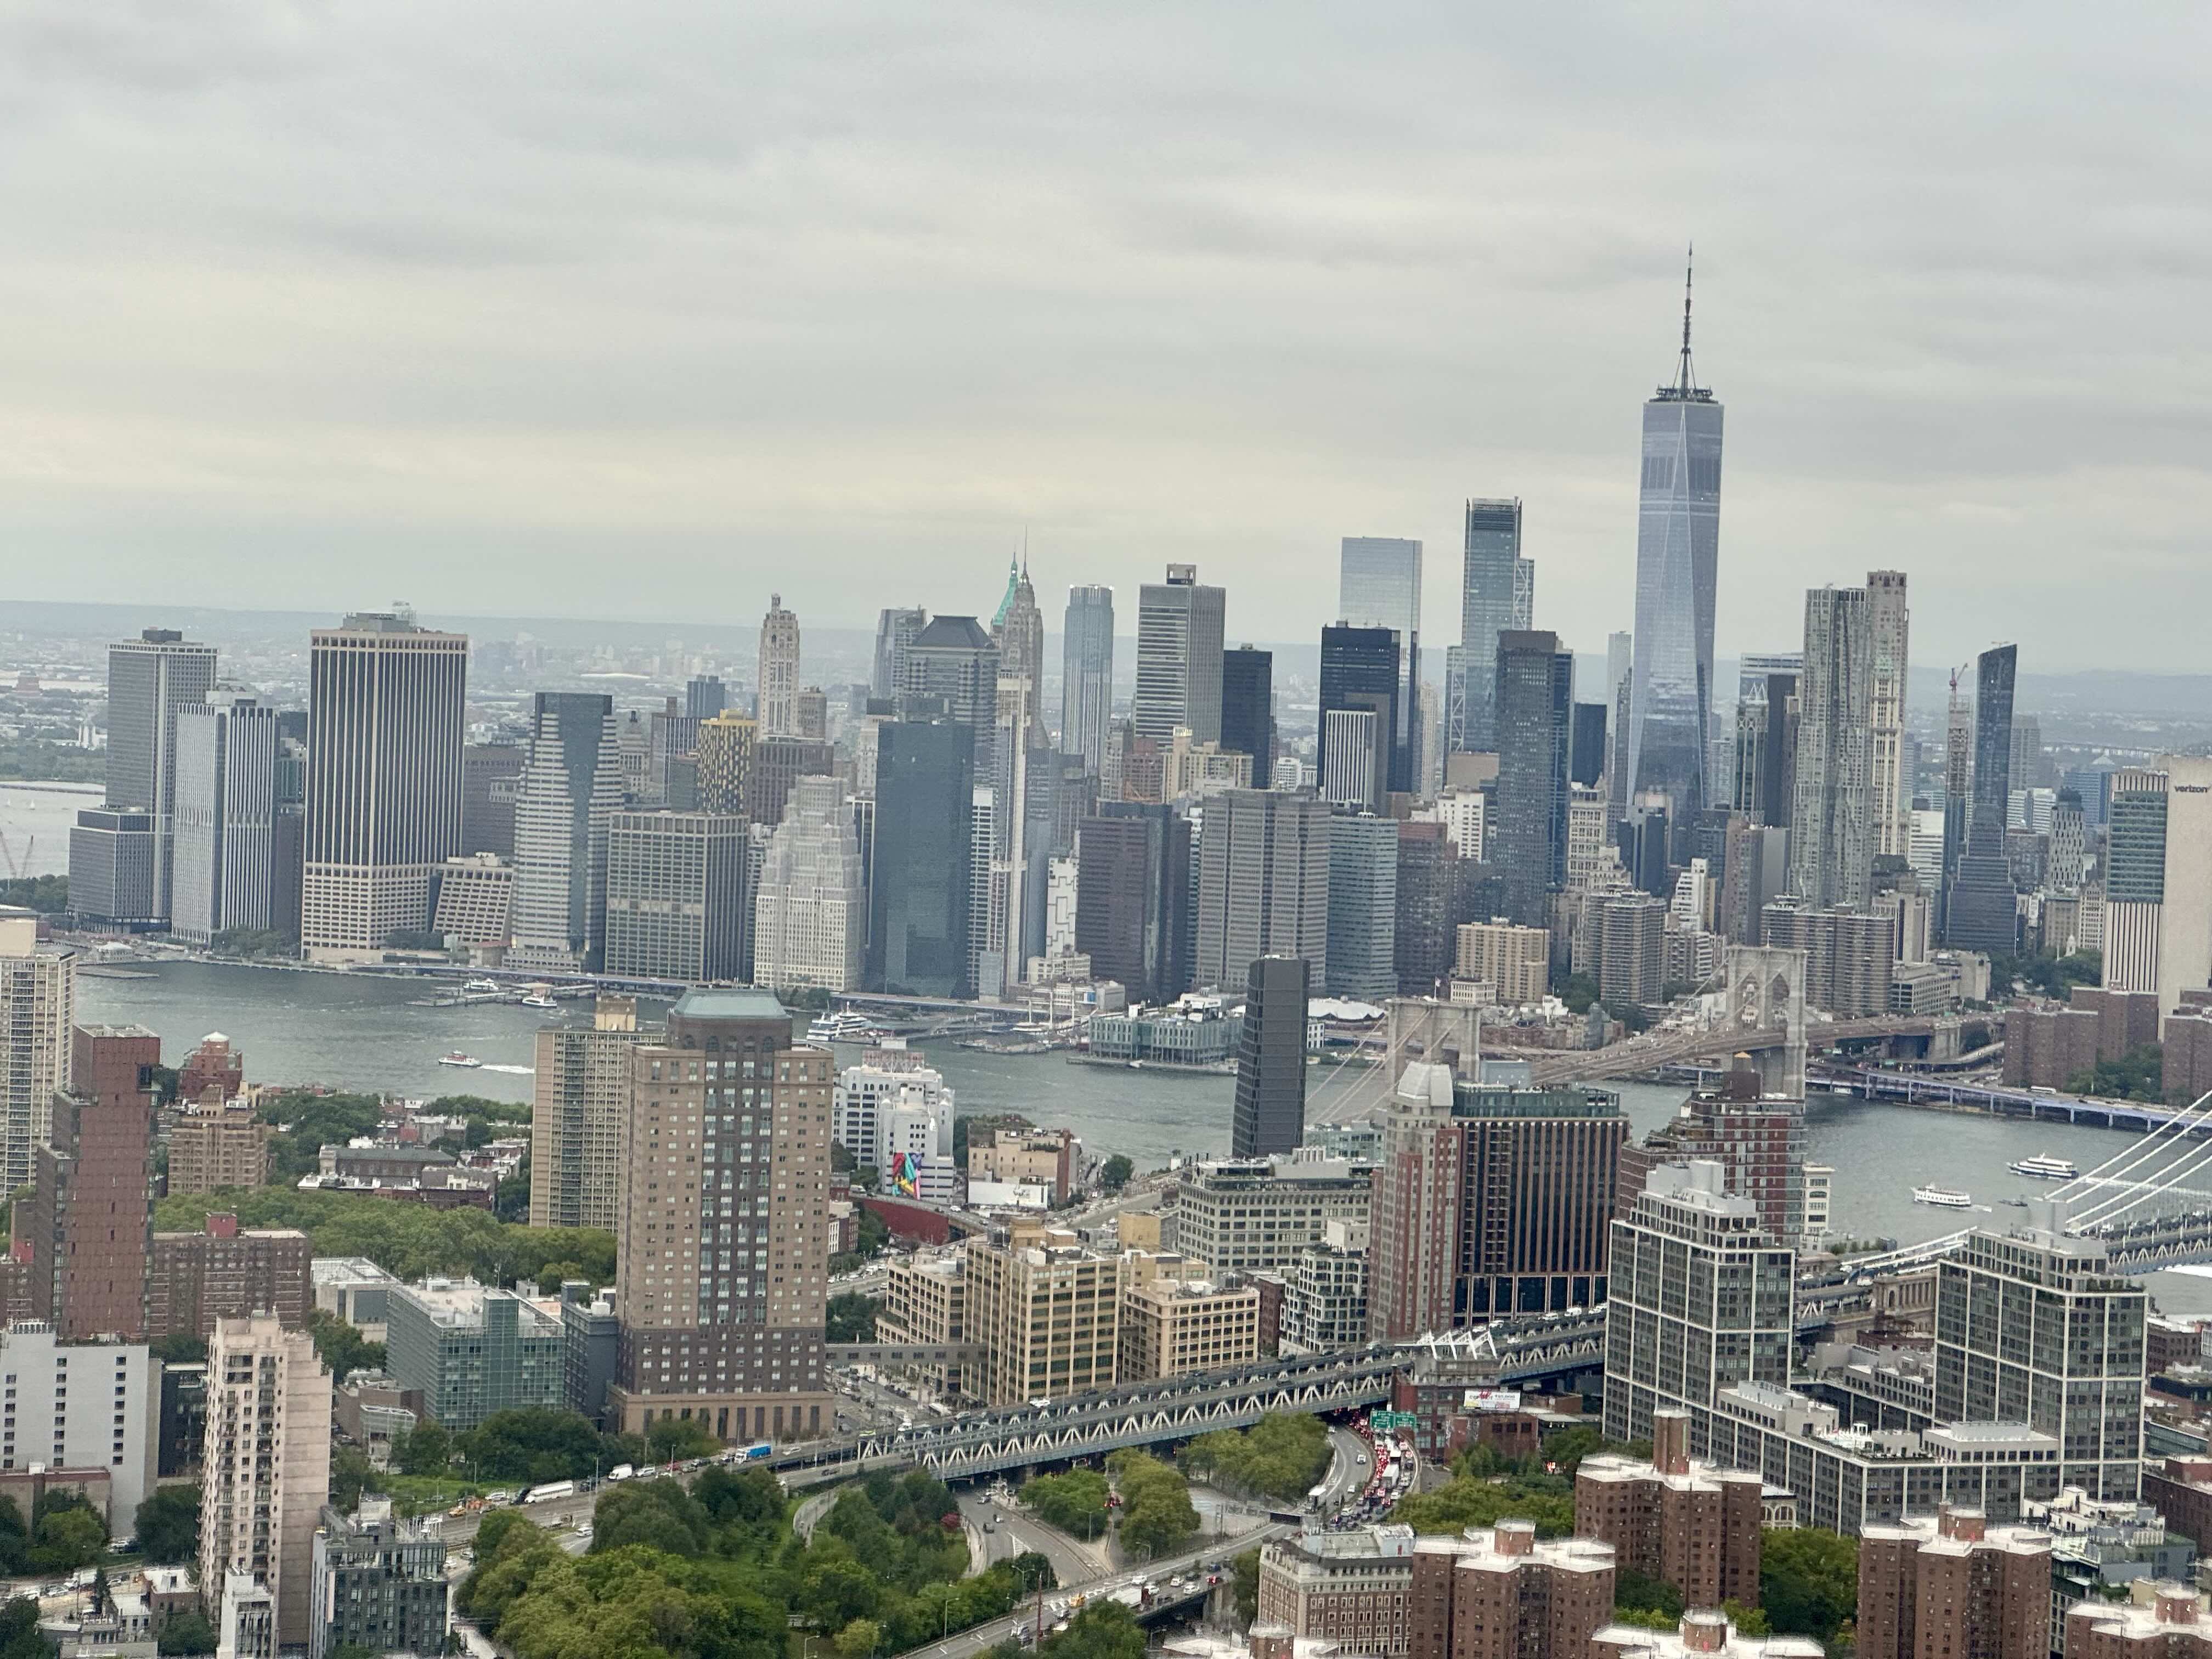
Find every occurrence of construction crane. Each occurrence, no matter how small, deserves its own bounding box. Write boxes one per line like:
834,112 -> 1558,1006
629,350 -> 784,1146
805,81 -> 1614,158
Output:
0,831 -> 30,882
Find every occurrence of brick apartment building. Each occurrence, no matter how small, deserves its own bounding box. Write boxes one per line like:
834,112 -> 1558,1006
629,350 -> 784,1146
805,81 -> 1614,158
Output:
1575,1410 -> 1764,1610
1857,1505 -> 2051,1659
1406,1522 -> 1615,1659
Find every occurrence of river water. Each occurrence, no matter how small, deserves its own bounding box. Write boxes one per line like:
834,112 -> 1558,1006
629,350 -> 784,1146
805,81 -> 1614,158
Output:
74,958 -> 2212,1315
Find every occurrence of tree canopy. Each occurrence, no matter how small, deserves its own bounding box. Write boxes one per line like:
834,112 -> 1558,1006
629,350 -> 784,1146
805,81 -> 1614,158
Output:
1107,1452 -> 1197,1559
1178,1413 -> 1330,1502
1391,1470 -> 1576,1538
134,1486 -> 201,1564
1759,1527 -> 1857,1643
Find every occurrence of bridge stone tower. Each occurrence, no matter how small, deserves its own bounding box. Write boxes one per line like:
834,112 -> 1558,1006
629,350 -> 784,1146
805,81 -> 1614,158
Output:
1725,944 -> 1808,1099
1384,997 -> 1483,1082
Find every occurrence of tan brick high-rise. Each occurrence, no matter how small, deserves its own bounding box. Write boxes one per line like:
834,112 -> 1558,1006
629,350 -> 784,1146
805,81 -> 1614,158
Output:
605,988 -> 833,1443
1857,1506 -> 2050,1659
1406,1522 -> 1613,1659
1575,1410 -> 1763,1610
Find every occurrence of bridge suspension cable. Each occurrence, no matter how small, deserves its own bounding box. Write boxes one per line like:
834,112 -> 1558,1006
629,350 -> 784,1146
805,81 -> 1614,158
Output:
2052,1088 -> 2212,1223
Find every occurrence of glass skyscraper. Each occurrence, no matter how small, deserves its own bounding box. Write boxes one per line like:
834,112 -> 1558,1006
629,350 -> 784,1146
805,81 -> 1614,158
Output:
1493,629 -> 1573,927
1059,585 -> 1115,774
1338,538 -> 1421,783
1946,644 -> 2021,952
1627,276 -> 1724,822
1453,499 -> 1530,753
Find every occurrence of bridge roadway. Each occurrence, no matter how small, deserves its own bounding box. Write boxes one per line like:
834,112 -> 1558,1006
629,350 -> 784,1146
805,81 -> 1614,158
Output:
777,1317 -> 1617,1487
1814,1061 -> 2212,1132
1526,1015 -> 1962,1087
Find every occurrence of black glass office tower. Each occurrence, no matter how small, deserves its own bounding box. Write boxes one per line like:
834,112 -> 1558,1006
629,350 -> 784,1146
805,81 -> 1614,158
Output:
1456,499 -> 1527,753
1075,803 -> 1191,1005
1220,647 -> 1275,789
1569,703 -> 1609,789
1231,953 -> 1309,1158
1320,624 -> 1406,795
866,719 -> 975,997
1946,644 -> 2021,952
1493,631 -> 1573,927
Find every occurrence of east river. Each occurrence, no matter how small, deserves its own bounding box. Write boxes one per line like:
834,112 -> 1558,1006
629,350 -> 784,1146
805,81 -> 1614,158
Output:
72,957 -> 2212,1316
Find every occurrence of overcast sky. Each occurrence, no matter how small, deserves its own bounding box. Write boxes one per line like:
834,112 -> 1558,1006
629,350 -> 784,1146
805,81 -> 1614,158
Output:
4,2 -> 2209,670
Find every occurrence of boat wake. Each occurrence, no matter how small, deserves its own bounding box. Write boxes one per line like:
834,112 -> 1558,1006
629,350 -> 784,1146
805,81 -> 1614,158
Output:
478,1064 -> 535,1076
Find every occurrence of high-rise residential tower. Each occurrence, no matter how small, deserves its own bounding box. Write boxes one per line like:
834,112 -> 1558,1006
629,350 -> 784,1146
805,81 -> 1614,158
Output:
201,1315 -> 332,1648
507,692 -> 623,972
991,558 -> 1046,725
171,690 -> 284,947
1134,564 -> 1227,744
1626,267 -> 1724,825
69,628 -> 219,926
1866,571 -> 1911,859
1339,537 -> 1421,785
531,997 -> 646,1231
1220,647 -> 1275,789
607,989 -> 833,1440
751,775 -> 867,992
1060,585 -> 1115,773
1947,645 -> 2021,953
1493,630 -> 1573,927
757,594 -> 800,737
301,613 -> 468,964
1454,500 -> 1532,753
0,909 -> 72,1192
1231,954 -> 1310,1158
1787,587 -> 1875,910
1193,789 -> 1331,990
27,1024 -> 159,1340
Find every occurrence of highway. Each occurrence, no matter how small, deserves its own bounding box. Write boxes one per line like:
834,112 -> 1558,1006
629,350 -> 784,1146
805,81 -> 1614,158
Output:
955,1481 -> 1107,1589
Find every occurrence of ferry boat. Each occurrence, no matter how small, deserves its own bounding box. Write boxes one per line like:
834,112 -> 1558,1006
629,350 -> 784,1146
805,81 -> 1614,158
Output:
462,979 -> 499,995
1912,1183 -> 1973,1209
518,993 -> 558,1009
437,1052 -> 483,1069
806,1009 -> 874,1043
2008,1153 -> 2079,1181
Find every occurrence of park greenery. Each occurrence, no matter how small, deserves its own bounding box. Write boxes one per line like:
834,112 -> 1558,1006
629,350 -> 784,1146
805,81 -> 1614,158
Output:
0,1599 -> 61,1659
0,1491 -> 111,1575
0,875 -> 66,914
461,1468 -> 1058,1659
2068,1045 -> 2166,1103
1760,1527 -> 1858,1645
133,1486 -> 202,1564
1178,1412 -> 1330,1502
1106,1450 -> 1199,1559
153,1184 -> 614,1290
826,1293 -> 879,1344
1020,1469 -> 1110,1539
1392,1427 -> 1644,1539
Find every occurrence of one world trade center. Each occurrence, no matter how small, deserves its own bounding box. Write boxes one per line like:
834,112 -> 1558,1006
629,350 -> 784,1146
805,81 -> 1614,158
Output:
1626,259 -> 1723,828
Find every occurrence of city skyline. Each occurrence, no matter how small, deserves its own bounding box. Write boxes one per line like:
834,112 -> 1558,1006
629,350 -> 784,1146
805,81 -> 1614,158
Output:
0,7 -> 2204,668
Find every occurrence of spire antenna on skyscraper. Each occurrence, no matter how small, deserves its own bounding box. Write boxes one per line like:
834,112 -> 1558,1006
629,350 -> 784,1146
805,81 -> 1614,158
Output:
1675,242 -> 1699,397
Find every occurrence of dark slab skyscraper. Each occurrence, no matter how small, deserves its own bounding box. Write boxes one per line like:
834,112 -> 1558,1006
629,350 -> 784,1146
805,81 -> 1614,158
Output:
1946,644 -> 2022,952
1320,623 -> 1406,795
1627,263 -> 1724,825
867,718 -> 976,997
1231,954 -> 1309,1158
1493,630 -> 1573,927
1338,538 -> 1421,787
1219,646 -> 1274,789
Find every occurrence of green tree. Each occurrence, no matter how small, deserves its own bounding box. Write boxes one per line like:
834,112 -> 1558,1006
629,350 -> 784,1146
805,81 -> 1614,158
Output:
0,874 -> 69,912
1098,1155 -> 1133,1191
331,1446 -> 381,1512
1178,1413 -> 1330,1502
1615,1568 -> 1683,1620
1107,1452 -> 1197,1559
587,1480 -> 710,1556
1760,1527 -> 1858,1643
1021,1470 -> 1109,1538
393,1419 -> 453,1477
133,1486 -> 201,1564
1039,1603 -> 1145,1659
152,1333 -> 206,1364
458,1407 -> 628,1485
835,1618 -> 882,1658
1232,1548 -> 1261,1624
31,1506 -> 106,1571
645,1415 -> 720,1463
1723,1601 -> 1769,1637
307,1310 -> 386,1383
826,1291 -> 880,1343
156,1612 -> 218,1656
1392,1473 -> 1576,1538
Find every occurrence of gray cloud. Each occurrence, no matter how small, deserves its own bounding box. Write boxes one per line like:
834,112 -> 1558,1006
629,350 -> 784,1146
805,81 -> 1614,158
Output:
0,0 -> 2207,669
